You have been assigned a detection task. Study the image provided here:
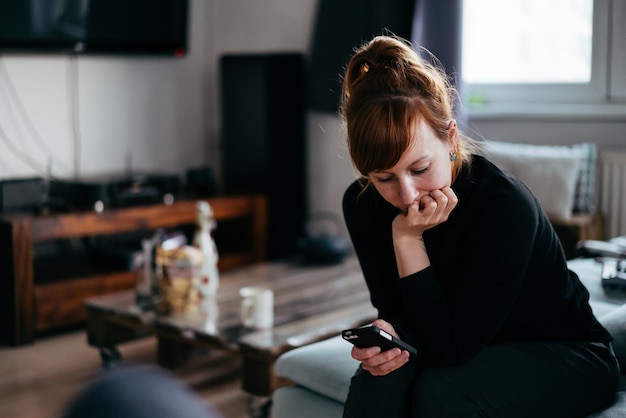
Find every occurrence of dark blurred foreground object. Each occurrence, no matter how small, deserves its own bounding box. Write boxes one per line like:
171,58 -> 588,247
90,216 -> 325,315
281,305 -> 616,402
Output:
60,364 -> 222,418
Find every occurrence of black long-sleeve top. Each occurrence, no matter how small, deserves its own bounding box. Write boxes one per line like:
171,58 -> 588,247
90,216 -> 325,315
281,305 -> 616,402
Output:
343,155 -> 611,368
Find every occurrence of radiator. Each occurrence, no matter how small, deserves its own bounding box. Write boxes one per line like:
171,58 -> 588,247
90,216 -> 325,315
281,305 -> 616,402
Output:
598,150 -> 626,238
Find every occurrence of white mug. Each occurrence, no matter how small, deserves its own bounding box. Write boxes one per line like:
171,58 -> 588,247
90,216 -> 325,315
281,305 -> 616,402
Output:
240,286 -> 274,329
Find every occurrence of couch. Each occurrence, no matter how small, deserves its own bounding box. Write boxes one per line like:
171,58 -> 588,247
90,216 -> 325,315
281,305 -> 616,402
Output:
272,258 -> 626,418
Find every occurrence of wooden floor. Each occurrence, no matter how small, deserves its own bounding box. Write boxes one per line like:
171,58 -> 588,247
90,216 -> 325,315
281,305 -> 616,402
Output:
0,328 -> 250,418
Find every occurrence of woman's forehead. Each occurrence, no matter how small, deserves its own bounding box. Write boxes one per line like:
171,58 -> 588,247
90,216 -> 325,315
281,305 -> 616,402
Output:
410,119 -> 441,147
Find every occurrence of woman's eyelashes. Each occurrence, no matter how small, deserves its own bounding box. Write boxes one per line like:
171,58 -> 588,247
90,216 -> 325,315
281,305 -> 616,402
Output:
374,166 -> 429,183
411,166 -> 429,176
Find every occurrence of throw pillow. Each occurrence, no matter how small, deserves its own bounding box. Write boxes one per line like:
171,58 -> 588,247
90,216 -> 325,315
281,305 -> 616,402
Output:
482,141 -> 582,219
481,141 -> 598,216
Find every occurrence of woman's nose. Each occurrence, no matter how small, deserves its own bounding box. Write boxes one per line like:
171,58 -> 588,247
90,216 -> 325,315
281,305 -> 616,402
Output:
398,178 -> 418,205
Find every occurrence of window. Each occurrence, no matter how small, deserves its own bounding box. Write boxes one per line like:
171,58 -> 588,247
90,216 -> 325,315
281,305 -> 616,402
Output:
463,0 -> 592,84
462,0 -> 626,109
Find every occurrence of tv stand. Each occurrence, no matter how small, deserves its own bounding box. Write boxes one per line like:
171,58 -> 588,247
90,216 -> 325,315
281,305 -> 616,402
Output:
0,195 -> 267,346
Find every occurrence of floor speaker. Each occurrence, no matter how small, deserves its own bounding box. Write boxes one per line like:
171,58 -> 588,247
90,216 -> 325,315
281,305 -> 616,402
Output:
220,53 -> 307,259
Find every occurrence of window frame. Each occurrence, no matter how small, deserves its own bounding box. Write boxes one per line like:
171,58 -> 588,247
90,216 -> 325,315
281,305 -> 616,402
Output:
610,0 -> 626,101
463,0 -> 620,112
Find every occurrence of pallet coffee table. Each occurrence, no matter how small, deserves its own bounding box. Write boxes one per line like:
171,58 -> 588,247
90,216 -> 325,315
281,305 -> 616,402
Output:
84,255 -> 376,407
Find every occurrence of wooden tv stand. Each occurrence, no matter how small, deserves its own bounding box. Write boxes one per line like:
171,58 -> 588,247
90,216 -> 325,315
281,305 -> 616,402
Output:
0,195 -> 267,346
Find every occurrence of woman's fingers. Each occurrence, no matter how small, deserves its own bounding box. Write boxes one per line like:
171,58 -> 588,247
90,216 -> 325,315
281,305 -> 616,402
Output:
351,345 -> 381,361
419,195 -> 438,214
371,319 -> 399,338
423,187 -> 458,221
398,187 -> 459,236
350,322 -> 410,376
361,348 -> 410,376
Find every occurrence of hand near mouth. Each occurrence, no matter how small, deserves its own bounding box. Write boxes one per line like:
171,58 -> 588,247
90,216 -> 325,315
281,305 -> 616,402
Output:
392,187 -> 458,277
394,186 -> 458,240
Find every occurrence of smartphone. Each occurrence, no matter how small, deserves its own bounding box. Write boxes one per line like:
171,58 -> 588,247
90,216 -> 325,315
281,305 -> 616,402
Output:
341,325 -> 418,358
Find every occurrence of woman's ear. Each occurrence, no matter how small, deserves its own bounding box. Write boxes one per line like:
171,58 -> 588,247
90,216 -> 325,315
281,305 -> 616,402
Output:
447,119 -> 458,150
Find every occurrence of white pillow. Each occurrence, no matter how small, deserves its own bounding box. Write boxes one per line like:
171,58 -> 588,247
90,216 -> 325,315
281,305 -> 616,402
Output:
482,141 -> 582,219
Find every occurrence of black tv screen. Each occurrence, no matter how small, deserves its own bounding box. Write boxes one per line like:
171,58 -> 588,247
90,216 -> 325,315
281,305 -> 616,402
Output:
0,0 -> 189,56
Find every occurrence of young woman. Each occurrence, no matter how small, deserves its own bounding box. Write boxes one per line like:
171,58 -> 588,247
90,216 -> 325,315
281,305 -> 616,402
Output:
340,35 -> 619,418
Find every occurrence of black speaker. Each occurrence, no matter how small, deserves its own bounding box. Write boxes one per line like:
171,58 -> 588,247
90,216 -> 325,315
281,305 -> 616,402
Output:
220,53 -> 307,259
185,166 -> 216,198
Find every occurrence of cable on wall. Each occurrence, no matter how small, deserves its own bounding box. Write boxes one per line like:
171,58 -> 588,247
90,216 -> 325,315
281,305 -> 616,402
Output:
0,121 -> 47,173
67,54 -> 82,178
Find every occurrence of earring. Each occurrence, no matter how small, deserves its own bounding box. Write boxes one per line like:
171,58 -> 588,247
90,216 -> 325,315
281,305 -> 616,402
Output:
450,151 -> 457,161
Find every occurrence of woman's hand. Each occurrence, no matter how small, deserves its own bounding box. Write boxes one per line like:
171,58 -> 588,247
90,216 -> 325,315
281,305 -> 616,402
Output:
350,319 -> 410,376
393,186 -> 458,240
392,187 -> 458,277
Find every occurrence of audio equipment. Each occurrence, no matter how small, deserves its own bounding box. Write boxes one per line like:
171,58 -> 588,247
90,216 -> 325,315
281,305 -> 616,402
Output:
0,177 -> 46,214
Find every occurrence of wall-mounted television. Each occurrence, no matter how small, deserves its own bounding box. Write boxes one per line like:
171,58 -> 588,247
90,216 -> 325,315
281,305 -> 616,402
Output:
0,0 -> 189,57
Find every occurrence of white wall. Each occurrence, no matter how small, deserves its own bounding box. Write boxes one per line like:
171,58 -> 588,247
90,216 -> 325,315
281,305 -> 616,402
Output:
466,116 -> 626,149
307,111 -> 359,218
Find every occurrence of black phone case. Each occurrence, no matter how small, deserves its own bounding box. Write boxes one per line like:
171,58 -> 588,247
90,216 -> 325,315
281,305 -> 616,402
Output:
341,325 -> 418,357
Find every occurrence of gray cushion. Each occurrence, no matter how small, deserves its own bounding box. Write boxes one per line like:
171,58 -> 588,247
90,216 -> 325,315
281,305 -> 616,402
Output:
272,385 -> 343,418
591,301 -> 621,319
275,335 -> 357,403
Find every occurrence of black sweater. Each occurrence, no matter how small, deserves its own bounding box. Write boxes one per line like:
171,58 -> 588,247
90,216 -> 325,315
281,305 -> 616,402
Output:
343,155 -> 611,368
